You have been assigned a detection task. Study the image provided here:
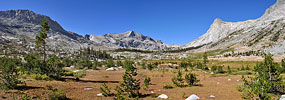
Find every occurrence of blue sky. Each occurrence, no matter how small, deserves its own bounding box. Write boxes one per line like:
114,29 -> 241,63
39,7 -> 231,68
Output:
0,0 -> 276,45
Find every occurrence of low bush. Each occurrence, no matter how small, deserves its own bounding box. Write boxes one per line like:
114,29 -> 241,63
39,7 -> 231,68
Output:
48,88 -> 68,100
163,84 -> 174,89
73,70 -> 86,80
0,57 -> 21,90
185,72 -> 199,86
30,74 -> 50,80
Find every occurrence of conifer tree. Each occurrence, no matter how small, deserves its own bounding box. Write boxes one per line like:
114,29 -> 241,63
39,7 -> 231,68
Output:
120,65 -> 140,98
0,57 -> 21,90
36,18 -> 50,62
185,72 -> 199,86
239,54 -> 284,99
143,76 -> 151,90
227,66 -> 232,74
100,83 -> 112,97
172,70 -> 184,87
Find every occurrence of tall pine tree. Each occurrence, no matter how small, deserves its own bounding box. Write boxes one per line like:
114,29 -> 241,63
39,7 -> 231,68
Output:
36,18 -> 50,62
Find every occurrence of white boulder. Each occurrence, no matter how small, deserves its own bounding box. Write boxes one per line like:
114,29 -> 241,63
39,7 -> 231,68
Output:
73,70 -> 79,72
280,95 -> 285,100
97,93 -> 103,96
185,94 -> 200,100
106,67 -> 119,71
157,94 -> 168,99
209,95 -> 215,98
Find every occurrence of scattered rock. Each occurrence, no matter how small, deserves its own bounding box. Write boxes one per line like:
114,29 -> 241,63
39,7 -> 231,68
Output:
97,93 -> 103,96
106,67 -> 119,71
157,94 -> 168,99
228,79 -> 231,81
280,95 -> 285,100
83,87 -> 93,90
73,70 -> 79,72
209,95 -> 215,98
186,94 -> 200,100
70,65 -> 75,68
210,72 -> 215,75
237,80 -> 240,82
150,91 -> 154,94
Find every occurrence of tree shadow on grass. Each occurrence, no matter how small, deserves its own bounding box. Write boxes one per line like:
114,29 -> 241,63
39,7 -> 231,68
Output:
61,77 -> 120,83
15,85 -> 42,91
139,93 -> 160,98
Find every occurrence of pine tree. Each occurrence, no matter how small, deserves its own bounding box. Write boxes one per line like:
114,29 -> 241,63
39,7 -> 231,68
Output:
106,58 -> 114,68
100,83 -> 112,97
0,57 -> 21,90
239,54 -> 284,99
143,76 -> 151,90
120,65 -> 140,98
245,65 -> 250,70
46,55 -> 64,79
172,70 -> 184,87
241,65 -> 245,70
203,53 -> 208,67
113,86 -> 125,100
185,72 -> 199,86
281,58 -> 285,73
36,18 -> 50,62
227,66 -> 232,74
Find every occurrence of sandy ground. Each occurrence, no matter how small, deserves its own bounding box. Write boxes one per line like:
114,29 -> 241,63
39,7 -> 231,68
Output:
0,68 -> 244,100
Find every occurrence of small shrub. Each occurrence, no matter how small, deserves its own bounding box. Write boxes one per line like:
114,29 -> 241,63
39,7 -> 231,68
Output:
185,72 -> 199,86
113,86 -> 125,100
147,64 -> 153,71
48,89 -> 68,100
227,66 -> 232,74
211,66 -> 217,72
0,57 -> 21,90
182,92 -> 186,98
217,66 -> 225,73
163,84 -> 174,89
241,65 -> 245,70
73,70 -> 86,80
245,65 -> 250,70
30,74 -> 50,80
104,76 -> 109,78
21,94 -> 32,100
143,76 -> 151,90
172,70 -> 184,87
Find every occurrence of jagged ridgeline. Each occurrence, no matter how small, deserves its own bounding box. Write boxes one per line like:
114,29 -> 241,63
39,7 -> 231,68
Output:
0,10 -> 180,52
184,0 -> 285,55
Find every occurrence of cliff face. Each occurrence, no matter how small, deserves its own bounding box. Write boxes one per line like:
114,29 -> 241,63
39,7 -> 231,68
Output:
88,31 -> 167,50
0,10 -> 174,51
0,10 -> 96,51
185,0 -> 285,55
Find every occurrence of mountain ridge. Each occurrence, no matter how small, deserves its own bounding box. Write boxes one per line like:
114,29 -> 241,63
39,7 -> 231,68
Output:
184,0 -> 285,55
0,9 -> 174,51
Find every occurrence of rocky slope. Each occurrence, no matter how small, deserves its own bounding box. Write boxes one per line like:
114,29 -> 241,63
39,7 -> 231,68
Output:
0,10 -> 98,52
185,0 -> 285,55
86,31 -> 169,50
0,10 -> 173,51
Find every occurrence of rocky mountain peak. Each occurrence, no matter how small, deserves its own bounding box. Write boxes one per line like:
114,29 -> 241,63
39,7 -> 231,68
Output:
261,0 -> 285,20
128,30 -> 136,37
185,0 -> 285,55
213,18 -> 223,24
276,0 -> 285,7
210,18 -> 225,30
